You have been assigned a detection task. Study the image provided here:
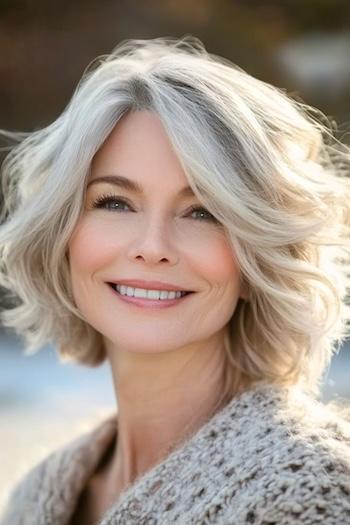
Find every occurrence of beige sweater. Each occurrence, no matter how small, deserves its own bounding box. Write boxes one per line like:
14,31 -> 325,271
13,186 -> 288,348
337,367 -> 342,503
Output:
1,383 -> 350,524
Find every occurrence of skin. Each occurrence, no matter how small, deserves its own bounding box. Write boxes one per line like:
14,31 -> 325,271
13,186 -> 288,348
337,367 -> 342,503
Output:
68,110 -> 245,521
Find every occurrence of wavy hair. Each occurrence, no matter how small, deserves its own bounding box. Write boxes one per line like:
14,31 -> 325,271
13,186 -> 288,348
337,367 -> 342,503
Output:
1,36 -> 349,397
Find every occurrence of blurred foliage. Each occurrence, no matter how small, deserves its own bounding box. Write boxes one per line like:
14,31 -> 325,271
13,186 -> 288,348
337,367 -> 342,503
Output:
0,0 -> 349,131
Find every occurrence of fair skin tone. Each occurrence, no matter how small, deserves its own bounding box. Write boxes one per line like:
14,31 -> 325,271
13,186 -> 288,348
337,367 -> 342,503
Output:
68,110 -> 245,522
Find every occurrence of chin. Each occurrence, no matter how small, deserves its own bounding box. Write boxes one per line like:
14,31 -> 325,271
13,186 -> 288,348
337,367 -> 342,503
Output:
104,334 -> 181,355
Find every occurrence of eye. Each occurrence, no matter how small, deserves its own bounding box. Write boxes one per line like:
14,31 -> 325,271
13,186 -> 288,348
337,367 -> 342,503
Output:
91,194 -> 133,212
187,206 -> 219,223
90,194 -> 219,223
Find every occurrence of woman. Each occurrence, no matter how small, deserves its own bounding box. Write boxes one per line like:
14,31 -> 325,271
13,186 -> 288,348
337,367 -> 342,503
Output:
0,36 -> 349,525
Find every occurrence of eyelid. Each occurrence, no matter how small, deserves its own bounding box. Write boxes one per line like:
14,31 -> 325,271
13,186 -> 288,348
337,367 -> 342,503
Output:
89,192 -> 197,210
90,193 -> 133,209
90,192 -> 217,222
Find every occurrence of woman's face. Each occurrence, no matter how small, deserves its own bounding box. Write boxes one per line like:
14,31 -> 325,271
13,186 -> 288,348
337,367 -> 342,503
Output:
68,110 -> 244,354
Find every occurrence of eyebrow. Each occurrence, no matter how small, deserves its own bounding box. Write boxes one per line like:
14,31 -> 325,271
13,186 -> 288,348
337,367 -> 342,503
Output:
86,174 -> 195,198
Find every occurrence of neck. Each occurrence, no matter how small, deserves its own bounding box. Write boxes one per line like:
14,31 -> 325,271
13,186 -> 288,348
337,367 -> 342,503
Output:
104,332 -> 233,489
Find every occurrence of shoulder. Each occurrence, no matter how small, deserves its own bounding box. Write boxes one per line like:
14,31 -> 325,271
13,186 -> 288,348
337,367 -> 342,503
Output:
0,414 -> 116,525
230,381 -> 350,450
219,383 -> 350,524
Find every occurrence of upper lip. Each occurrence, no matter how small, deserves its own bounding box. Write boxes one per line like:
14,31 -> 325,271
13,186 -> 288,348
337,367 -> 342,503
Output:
107,279 -> 193,292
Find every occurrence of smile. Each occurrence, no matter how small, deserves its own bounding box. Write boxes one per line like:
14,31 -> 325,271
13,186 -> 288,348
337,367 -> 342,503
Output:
107,283 -> 194,308
114,283 -> 189,299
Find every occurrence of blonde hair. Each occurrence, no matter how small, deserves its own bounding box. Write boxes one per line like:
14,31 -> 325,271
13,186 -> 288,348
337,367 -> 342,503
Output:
1,36 -> 349,397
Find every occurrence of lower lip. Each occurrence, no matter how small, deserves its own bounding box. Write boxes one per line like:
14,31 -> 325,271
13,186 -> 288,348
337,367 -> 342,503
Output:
107,285 -> 194,309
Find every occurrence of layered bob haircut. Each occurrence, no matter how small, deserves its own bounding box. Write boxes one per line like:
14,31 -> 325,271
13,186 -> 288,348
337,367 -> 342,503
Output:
0,36 -> 349,396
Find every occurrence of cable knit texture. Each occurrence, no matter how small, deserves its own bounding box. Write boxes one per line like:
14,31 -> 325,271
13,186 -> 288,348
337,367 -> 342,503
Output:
1,383 -> 350,524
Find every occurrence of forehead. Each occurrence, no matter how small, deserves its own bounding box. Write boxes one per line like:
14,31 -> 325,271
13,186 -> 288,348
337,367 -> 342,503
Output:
89,110 -> 193,196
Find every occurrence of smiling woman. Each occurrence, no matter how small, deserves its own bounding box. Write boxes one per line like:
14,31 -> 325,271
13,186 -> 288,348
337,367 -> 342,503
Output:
0,36 -> 350,525
68,110 -> 243,371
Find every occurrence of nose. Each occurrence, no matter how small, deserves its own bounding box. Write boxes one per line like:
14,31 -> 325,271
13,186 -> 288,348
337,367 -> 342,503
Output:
126,216 -> 180,266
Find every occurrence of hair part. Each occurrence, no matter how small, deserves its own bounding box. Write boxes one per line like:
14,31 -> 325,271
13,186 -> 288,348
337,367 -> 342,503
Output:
1,35 -> 349,397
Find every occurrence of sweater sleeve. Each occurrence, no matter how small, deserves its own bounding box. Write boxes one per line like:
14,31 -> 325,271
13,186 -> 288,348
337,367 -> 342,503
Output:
0,416 -> 116,525
250,468 -> 350,525
216,431 -> 350,525
0,458 -> 47,525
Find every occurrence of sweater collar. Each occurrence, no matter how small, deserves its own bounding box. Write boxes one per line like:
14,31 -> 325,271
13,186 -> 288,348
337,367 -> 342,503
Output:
27,382 -> 301,524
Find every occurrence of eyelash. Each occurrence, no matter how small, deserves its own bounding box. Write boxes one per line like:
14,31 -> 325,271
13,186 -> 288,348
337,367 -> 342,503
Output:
91,194 -> 219,223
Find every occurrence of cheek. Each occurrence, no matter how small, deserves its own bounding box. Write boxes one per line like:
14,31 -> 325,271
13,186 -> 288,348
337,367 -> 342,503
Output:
68,218 -> 123,278
194,233 -> 240,288
68,219 -> 123,315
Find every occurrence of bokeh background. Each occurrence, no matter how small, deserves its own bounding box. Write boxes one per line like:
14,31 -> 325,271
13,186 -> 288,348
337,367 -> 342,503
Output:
1,0 -> 349,512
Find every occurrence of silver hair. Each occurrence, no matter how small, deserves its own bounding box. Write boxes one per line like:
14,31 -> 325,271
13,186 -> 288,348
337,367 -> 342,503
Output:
1,36 -> 349,397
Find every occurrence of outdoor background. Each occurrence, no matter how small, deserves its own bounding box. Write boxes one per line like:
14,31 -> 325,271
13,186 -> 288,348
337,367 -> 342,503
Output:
0,0 -> 349,512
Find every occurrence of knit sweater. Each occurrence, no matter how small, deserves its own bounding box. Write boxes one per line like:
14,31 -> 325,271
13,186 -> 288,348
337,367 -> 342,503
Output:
1,383 -> 350,525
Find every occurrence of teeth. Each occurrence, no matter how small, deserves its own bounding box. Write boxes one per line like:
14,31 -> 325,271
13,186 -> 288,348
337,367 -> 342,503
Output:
115,285 -> 186,300
147,289 -> 161,300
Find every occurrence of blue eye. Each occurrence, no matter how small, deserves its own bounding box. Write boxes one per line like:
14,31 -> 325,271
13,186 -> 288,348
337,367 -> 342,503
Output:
92,195 -> 132,211
187,206 -> 218,223
91,194 -> 219,223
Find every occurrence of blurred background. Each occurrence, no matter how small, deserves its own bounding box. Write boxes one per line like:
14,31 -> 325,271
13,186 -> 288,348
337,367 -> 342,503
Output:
0,0 -> 349,511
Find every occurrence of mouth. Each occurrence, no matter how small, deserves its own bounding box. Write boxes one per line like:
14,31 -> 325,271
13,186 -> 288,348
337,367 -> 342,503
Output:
107,282 -> 194,299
